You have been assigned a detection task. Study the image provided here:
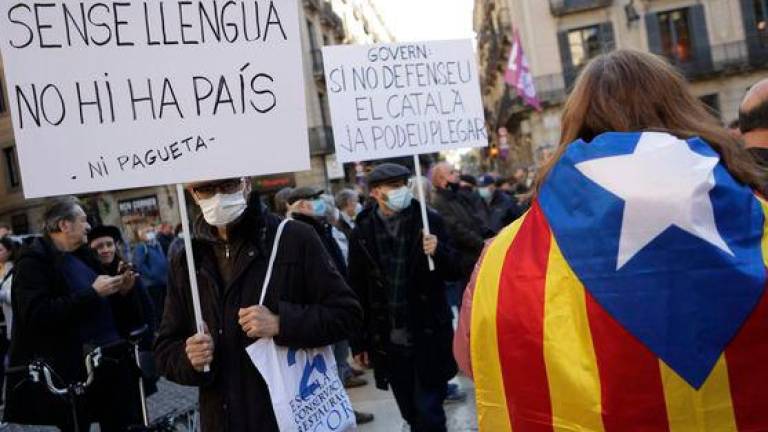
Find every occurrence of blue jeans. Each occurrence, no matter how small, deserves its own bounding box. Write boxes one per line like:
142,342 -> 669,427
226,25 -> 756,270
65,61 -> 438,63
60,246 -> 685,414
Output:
333,340 -> 353,381
388,349 -> 448,432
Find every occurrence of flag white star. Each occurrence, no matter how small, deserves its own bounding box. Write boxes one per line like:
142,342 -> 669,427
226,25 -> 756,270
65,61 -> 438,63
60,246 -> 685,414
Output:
575,132 -> 733,270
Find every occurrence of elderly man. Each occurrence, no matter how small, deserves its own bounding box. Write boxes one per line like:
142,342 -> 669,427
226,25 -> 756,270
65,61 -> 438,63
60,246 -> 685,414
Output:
335,189 -> 362,238
155,178 -> 362,432
349,163 -> 460,432
5,197 -> 145,431
740,78 -> 768,167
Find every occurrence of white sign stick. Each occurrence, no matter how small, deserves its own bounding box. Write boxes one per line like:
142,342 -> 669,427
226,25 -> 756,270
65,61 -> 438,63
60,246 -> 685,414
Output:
413,155 -> 435,271
175,184 -> 208,373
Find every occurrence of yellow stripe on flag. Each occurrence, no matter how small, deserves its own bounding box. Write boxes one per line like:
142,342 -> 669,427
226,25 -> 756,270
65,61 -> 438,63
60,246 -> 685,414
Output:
759,196 -> 768,267
471,217 -> 525,432
659,355 -> 737,432
542,238 -> 605,432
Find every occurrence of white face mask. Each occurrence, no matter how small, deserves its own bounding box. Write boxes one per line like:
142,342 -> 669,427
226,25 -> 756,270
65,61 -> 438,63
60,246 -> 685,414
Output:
198,191 -> 247,227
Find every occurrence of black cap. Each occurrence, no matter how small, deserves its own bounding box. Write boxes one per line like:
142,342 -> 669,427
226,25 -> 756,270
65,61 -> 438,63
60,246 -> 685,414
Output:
88,225 -> 123,245
287,186 -> 324,205
459,174 -> 478,186
478,174 -> 496,187
366,163 -> 411,187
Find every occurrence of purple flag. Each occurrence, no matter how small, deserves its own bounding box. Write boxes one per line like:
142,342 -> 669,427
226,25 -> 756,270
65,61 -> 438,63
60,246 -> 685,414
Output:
505,30 -> 542,111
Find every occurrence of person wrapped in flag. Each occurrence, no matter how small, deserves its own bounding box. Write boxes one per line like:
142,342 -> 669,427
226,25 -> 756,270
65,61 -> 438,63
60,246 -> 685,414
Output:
454,50 -> 768,432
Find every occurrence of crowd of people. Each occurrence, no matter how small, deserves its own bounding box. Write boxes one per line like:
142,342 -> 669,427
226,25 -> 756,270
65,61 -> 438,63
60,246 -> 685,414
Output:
0,49 -> 766,432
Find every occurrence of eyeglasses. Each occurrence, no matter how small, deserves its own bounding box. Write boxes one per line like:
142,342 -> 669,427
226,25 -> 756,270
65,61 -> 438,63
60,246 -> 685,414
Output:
192,179 -> 243,199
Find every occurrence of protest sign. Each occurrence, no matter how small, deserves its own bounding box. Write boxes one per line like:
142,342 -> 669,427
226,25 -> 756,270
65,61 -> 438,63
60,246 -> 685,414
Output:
0,0 -> 309,198
321,39 -> 488,163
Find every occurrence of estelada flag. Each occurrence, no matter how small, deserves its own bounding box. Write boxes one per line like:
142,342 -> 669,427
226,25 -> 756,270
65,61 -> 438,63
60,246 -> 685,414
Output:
470,132 -> 768,431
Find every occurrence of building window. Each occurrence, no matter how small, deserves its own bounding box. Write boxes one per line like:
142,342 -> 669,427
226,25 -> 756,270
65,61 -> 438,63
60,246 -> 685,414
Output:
658,9 -> 693,63
318,92 -> 330,127
3,147 -> 20,190
11,213 -> 28,235
306,19 -> 318,50
568,26 -> 602,68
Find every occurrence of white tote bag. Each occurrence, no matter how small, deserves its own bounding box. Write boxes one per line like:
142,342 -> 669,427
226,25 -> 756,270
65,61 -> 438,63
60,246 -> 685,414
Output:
246,220 -> 357,432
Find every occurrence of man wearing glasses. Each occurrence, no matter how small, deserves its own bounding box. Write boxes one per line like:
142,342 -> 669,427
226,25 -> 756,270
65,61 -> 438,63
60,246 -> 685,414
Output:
154,178 -> 362,432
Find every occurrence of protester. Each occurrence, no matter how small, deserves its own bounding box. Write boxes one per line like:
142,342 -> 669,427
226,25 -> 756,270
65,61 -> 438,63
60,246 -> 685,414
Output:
273,187 -> 294,219
5,196 -> 147,431
511,167 -> 530,194
431,162 -> 493,298
476,174 -> 524,233
349,163 -> 461,432
409,176 -> 434,207
156,223 -> 175,256
167,223 -> 185,262
286,187 -> 374,424
154,177 -> 362,432
89,225 -> 159,395
0,236 -> 18,408
335,188 -> 362,238
457,174 -> 484,215
0,223 -> 11,239
133,224 -> 169,326
739,78 -> 768,168
456,50 -> 768,431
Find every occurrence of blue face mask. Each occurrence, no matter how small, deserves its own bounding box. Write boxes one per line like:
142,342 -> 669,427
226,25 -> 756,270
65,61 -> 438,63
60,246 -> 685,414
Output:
385,186 -> 413,212
311,199 -> 327,217
478,187 -> 492,200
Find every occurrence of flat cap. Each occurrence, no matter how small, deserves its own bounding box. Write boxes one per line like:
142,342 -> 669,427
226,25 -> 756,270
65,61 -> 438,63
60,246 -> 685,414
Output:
478,174 -> 496,187
366,163 -> 411,187
88,225 -> 123,244
287,186 -> 324,205
459,174 -> 478,186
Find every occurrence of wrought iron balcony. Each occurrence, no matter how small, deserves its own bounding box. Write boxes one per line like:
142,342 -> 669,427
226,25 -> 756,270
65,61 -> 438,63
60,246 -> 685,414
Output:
549,0 -> 612,17
311,49 -> 324,79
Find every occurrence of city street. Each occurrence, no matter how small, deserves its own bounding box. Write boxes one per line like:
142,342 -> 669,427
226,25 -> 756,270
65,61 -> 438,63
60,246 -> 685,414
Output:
2,371 -> 479,431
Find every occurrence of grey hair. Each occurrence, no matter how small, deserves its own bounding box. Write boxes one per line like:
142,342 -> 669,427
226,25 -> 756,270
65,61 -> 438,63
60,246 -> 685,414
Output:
42,196 -> 82,234
334,189 -> 359,209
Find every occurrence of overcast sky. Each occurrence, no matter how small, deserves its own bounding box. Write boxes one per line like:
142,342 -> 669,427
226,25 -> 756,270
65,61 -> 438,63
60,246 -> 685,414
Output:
371,0 -> 476,42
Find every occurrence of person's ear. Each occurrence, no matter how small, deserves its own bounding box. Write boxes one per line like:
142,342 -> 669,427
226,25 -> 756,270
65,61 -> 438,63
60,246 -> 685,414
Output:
58,219 -> 70,233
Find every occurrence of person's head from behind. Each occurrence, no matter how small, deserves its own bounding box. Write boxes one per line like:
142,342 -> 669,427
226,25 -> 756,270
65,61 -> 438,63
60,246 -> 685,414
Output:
335,189 -> 361,219
88,226 -> 122,266
274,187 -> 294,216
158,223 -> 174,236
366,163 -> 413,215
535,49 -> 762,191
739,79 -> 768,148
0,223 -> 11,239
187,177 -> 251,227
431,162 -> 458,190
43,196 -> 91,252
0,236 -> 18,265
458,174 -> 477,191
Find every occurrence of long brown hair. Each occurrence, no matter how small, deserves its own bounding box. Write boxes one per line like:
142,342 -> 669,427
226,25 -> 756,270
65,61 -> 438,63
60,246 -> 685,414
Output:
534,50 -> 765,193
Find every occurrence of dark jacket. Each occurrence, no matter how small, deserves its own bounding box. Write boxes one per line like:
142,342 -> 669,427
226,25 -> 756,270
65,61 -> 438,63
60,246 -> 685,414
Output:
348,201 -> 460,390
154,195 -> 362,432
4,237 -> 144,426
291,213 -> 347,277
432,187 -> 493,277
480,190 -> 525,233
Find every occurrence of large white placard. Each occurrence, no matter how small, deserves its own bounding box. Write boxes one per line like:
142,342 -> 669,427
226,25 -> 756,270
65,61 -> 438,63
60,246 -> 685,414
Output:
322,39 -> 488,163
0,0 -> 309,198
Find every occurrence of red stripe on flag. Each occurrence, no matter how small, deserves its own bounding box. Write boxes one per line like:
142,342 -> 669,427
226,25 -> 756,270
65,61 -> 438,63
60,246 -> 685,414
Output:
726,287 -> 768,431
586,292 -> 670,432
496,203 -> 553,431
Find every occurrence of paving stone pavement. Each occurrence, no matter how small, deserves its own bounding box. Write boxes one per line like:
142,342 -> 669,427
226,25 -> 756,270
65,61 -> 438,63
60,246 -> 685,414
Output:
1,373 -> 478,431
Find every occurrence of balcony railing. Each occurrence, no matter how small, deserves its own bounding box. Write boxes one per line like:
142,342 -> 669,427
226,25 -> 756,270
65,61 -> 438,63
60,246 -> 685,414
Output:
549,0 -> 612,16
309,126 -> 334,156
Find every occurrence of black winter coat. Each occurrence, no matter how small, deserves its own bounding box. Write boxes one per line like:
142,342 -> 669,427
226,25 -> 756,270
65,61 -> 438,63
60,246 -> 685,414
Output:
154,195 -> 362,432
348,202 -> 460,390
432,187 -> 494,278
4,237 -> 145,426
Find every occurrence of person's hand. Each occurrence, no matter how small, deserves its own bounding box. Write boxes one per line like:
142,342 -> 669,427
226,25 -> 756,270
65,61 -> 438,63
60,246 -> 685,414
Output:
423,232 -> 438,256
238,305 -> 280,338
116,271 -> 137,295
354,352 -> 370,368
185,326 -> 214,372
92,275 -> 122,297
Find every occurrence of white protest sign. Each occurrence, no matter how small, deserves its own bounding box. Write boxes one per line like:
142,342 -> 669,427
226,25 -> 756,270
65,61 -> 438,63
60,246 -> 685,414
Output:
322,39 -> 488,163
0,0 -> 309,198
